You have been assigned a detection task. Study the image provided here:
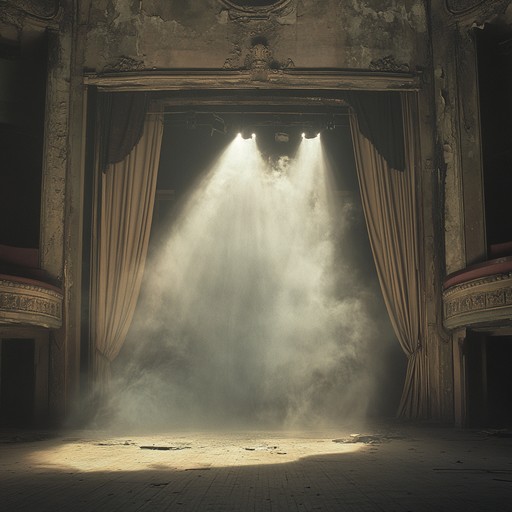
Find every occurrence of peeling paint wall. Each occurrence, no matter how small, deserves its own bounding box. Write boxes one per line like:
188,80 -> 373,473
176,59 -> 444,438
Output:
84,0 -> 428,72
6,0 -> 511,427
430,0 -> 512,426
0,0 -> 83,424
430,0 -> 511,275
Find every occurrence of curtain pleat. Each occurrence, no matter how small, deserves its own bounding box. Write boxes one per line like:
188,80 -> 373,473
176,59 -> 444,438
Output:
350,94 -> 429,418
91,109 -> 164,394
98,92 -> 149,173
344,91 -> 406,171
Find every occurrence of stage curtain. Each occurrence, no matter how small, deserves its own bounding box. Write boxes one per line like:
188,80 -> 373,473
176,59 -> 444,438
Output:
91,108 -> 164,394
349,94 -> 429,418
345,91 -> 405,172
98,92 -> 149,173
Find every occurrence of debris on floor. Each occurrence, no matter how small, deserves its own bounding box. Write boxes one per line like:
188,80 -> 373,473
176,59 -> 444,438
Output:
332,433 -> 404,444
482,429 -> 512,438
96,440 -> 136,446
140,445 -> 191,450
243,444 -> 281,453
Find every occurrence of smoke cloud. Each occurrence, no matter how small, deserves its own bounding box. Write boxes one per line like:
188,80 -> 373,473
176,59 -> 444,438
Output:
102,134 -> 399,431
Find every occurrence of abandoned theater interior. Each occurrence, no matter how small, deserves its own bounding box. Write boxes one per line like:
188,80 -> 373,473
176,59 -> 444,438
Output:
1,1 -> 512,510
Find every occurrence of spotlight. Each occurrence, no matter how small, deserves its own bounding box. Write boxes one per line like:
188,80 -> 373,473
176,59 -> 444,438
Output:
241,128 -> 253,140
302,129 -> 318,139
275,132 -> 289,143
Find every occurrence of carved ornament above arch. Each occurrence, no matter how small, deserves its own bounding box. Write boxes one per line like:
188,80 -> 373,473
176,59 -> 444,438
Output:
219,0 -> 294,19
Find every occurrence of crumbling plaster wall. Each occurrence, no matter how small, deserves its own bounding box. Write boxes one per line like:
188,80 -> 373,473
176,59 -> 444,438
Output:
0,0 -> 84,424
430,0 -> 512,426
83,0 -> 428,72
430,0 -> 512,274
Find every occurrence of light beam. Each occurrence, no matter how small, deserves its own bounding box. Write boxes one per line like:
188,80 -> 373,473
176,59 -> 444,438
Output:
106,133 -> 377,431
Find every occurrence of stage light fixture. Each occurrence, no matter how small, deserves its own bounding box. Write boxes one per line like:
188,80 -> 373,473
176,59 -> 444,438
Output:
241,128 -> 253,139
302,129 -> 319,139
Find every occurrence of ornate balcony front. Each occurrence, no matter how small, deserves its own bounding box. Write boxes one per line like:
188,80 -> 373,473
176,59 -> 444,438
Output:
0,275 -> 63,329
443,257 -> 512,332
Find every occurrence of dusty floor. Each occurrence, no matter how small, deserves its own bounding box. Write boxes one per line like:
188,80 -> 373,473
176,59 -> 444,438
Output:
1,423 -> 512,511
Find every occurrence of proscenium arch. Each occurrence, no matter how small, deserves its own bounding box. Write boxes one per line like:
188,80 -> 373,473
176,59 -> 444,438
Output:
80,68 -> 444,420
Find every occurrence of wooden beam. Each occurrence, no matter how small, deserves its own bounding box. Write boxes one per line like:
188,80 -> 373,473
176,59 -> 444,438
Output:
84,69 -> 421,92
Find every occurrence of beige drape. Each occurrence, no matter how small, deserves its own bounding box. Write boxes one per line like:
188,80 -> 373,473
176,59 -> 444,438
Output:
91,110 -> 164,393
350,94 -> 429,418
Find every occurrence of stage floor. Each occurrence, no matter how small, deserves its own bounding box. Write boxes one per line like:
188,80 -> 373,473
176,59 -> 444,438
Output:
1,424 -> 511,511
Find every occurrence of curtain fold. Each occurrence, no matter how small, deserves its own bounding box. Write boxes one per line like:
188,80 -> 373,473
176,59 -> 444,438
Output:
349,94 -> 429,418
344,91 -> 405,172
91,109 -> 164,394
98,92 -> 149,173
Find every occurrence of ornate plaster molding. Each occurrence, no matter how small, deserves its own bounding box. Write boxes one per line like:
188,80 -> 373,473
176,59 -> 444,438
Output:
444,0 -> 510,16
369,56 -> 410,73
245,42 -> 273,70
219,0 -> 294,21
84,69 -> 420,92
0,0 -> 61,21
446,0 -> 488,15
225,42 -> 295,80
103,56 -> 146,74
0,278 -> 63,329
443,272 -> 512,330
444,0 -> 510,25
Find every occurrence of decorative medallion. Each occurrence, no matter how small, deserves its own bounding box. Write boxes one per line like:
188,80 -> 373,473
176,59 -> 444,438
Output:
237,40 -> 294,80
245,42 -> 273,70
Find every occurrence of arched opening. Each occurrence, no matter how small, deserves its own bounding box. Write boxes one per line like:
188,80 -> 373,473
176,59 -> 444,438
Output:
109,101 -> 403,429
